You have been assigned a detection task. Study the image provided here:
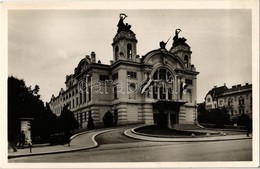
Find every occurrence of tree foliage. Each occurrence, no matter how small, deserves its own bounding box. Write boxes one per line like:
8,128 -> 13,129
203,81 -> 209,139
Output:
8,76 -> 58,142
58,104 -> 79,132
198,103 -> 231,128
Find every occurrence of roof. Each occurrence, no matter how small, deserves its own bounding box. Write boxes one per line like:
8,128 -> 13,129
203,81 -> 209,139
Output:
205,85 -> 228,99
205,83 -> 252,99
220,84 -> 252,97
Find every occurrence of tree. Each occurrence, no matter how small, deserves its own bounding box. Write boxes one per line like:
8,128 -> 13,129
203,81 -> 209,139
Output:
8,76 -> 58,143
214,107 -> 230,127
58,104 -> 79,132
8,76 -> 45,138
237,114 -> 250,126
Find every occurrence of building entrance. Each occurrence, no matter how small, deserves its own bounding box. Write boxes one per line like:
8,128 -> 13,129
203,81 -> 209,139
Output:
152,100 -> 185,129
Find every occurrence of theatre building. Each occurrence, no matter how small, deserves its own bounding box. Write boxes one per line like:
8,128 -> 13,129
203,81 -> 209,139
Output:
49,14 -> 199,128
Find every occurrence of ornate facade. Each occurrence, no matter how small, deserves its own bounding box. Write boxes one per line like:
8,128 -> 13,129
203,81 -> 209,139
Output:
49,14 -> 199,128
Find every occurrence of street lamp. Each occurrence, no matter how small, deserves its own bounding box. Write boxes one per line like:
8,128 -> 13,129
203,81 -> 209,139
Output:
194,100 -> 198,125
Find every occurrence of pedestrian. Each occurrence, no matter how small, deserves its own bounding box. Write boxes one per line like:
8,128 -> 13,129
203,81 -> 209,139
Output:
18,130 -> 25,149
8,132 -> 17,152
246,119 -> 252,137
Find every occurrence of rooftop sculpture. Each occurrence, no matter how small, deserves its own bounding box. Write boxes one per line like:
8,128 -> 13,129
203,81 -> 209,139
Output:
172,28 -> 188,47
117,13 -> 132,33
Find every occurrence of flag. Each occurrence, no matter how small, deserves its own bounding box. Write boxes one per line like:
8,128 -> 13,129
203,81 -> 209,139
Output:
141,78 -> 154,94
181,82 -> 188,94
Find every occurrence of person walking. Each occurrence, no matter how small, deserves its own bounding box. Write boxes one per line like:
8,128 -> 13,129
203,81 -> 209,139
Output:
8,132 -> 17,152
18,130 -> 25,149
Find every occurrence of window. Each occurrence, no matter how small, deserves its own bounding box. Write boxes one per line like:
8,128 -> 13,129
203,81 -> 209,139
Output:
207,98 -> 211,103
127,44 -> 132,59
239,108 -> 245,114
114,86 -> 118,99
184,55 -> 189,67
99,75 -> 109,81
159,69 -> 166,80
168,88 -> 172,100
112,73 -> 118,80
88,87 -> 91,101
72,99 -> 75,108
80,93 -> 82,104
127,71 -> 137,78
153,86 -> 158,99
159,87 -> 166,99
76,97 -> 78,106
153,68 -> 172,81
115,46 -> 119,60
228,98 -> 232,106
185,79 -> 193,85
152,68 -> 173,100
239,97 -> 245,106
83,92 -> 86,103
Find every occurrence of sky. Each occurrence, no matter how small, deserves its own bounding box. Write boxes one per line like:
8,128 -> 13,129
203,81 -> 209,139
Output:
8,9 -> 252,103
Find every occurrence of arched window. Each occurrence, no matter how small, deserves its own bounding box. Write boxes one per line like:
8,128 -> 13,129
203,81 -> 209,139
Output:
115,46 -> 119,60
184,55 -> 189,67
152,68 -> 173,100
127,44 -> 132,59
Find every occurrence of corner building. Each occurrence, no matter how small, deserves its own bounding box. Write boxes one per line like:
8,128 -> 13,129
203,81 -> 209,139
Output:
49,14 -> 199,128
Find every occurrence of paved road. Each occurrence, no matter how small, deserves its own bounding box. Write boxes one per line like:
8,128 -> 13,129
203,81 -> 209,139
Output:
9,139 -> 252,162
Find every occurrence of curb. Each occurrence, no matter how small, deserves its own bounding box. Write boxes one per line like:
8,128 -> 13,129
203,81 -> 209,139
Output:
124,128 -> 252,142
8,129 -> 113,159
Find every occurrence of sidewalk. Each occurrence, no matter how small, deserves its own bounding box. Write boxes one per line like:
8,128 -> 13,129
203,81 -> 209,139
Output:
8,129 -> 112,159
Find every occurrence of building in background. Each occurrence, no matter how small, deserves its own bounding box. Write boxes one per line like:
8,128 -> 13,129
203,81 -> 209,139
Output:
205,83 -> 252,120
49,14 -> 199,128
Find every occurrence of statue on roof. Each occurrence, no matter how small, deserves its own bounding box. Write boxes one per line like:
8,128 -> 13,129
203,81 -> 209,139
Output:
117,13 -> 132,33
173,28 -> 187,46
160,36 -> 171,49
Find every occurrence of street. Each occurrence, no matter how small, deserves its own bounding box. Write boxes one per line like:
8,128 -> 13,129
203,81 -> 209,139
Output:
9,139 -> 252,162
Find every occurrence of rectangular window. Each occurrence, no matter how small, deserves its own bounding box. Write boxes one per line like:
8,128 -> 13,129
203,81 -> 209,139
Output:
185,79 -> 193,85
99,75 -> 109,81
112,73 -> 118,80
127,71 -> 137,78
159,69 -> 166,80
83,92 -> 86,103
160,87 -> 166,99
72,99 -> 75,108
88,87 -> 91,101
153,87 -> 158,99
114,86 -> 118,99
80,93 -> 82,104
207,98 -> 211,103
168,88 -> 172,100
76,97 -> 78,106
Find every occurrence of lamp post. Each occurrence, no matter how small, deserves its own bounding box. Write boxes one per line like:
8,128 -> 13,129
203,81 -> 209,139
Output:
194,100 -> 198,125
